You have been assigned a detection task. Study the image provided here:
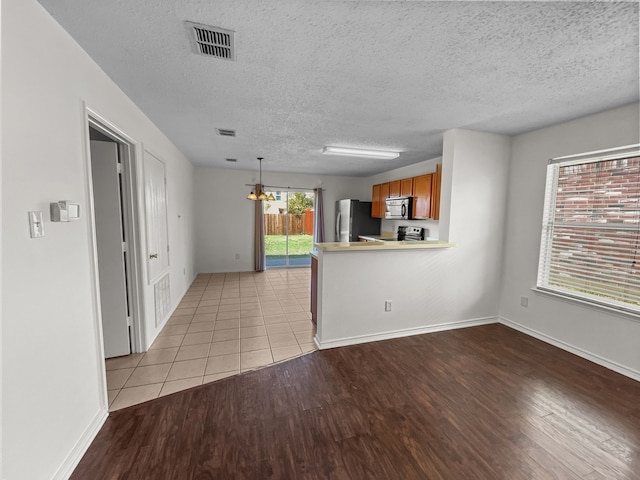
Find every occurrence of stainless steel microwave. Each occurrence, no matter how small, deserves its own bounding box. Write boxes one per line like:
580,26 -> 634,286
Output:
385,196 -> 413,220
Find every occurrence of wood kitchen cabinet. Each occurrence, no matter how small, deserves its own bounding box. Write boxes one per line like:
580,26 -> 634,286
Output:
389,180 -> 401,198
400,178 -> 413,196
372,184 -> 382,217
412,173 -> 432,219
371,182 -> 390,219
380,182 -> 390,202
370,164 -> 441,220
430,163 -> 442,220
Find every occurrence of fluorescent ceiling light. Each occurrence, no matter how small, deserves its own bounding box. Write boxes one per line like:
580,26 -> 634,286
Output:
322,146 -> 399,159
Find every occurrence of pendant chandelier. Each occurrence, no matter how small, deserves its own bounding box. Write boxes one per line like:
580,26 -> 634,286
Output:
247,157 -> 275,201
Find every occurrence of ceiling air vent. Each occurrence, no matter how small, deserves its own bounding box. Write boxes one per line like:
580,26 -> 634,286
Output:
216,128 -> 236,137
186,21 -> 235,61
225,158 -> 237,163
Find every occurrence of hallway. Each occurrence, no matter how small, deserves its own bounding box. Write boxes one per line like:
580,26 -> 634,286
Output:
105,269 -> 317,410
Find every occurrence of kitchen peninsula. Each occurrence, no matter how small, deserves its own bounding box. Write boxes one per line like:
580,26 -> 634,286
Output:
314,240 -> 452,252
311,239 -> 454,349
310,129 -> 513,352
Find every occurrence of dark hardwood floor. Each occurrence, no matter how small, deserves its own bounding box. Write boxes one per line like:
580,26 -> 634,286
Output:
71,324 -> 640,479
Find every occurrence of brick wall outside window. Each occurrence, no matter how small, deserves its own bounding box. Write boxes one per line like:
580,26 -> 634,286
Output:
543,156 -> 640,308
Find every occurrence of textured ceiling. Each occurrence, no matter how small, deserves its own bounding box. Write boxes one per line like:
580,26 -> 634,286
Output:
37,0 -> 639,177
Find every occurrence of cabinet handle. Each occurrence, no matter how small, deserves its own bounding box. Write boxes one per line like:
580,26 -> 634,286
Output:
149,253 -> 158,259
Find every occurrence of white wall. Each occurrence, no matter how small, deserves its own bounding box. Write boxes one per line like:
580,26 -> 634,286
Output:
365,157 -> 442,238
498,103 -> 640,380
316,129 -> 512,346
1,0 -> 195,478
194,167 -> 367,273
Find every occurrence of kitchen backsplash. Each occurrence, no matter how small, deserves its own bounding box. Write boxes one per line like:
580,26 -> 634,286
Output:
381,218 -> 439,239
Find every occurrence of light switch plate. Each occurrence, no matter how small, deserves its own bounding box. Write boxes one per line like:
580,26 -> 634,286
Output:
28,211 -> 44,238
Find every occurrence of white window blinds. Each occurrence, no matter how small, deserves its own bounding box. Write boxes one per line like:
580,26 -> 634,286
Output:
537,145 -> 640,314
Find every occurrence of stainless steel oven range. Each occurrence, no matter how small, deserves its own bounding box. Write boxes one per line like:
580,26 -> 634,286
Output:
397,226 -> 425,241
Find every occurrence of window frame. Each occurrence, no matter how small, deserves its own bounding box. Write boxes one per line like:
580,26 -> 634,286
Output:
536,144 -> 640,316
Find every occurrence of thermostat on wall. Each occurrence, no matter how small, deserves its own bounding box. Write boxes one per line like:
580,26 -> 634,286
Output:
50,201 -> 80,222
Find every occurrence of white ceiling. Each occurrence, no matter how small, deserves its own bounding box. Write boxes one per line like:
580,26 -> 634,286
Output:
37,0 -> 639,177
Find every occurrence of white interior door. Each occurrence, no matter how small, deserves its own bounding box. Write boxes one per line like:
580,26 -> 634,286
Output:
144,151 -> 169,283
90,140 -> 131,358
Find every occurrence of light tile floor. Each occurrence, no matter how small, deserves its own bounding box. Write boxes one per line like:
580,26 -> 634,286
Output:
106,269 -> 317,411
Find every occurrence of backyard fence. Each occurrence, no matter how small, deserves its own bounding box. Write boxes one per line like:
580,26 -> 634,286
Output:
265,209 -> 315,235
265,214 -> 306,235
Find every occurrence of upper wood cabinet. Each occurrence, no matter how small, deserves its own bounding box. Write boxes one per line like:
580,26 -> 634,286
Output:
370,164 -> 441,220
412,174 -> 432,219
372,182 -> 390,218
400,178 -> 413,197
379,183 -> 390,218
381,182 -> 390,201
389,180 -> 401,198
372,184 -> 382,218
430,163 -> 442,220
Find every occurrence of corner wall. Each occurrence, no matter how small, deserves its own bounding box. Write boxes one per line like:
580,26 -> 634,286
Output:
498,103 -> 640,380
1,0 -> 195,478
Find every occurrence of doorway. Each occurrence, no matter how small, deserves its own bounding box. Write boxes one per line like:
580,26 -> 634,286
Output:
86,116 -> 143,359
264,190 -> 314,268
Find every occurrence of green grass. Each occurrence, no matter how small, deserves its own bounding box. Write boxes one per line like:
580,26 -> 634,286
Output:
265,235 -> 313,256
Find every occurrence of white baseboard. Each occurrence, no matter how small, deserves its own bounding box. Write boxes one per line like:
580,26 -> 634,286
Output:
499,316 -> 640,382
51,408 -> 108,480
315,316 -> 499,350
316,316 -> 640,383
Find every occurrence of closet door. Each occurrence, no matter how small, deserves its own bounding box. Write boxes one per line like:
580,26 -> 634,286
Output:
144,151 -> 169,283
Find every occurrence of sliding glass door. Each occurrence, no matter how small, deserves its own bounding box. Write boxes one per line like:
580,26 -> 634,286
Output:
264,190 -> 314,268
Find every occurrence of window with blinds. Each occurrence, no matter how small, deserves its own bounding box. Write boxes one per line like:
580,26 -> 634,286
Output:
537,144 -> 640,314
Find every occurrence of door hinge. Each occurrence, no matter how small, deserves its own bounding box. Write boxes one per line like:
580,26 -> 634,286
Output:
116,162 -> 123,174
122,241 -> 128,252
126,316 -> 132,327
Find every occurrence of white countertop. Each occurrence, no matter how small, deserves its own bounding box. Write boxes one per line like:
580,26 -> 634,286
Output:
314,240 -> 454,252
358,235 -> 396,242
358,235 -> 439,242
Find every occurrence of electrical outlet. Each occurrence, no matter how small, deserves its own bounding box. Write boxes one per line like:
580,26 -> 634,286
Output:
520,296 -> 528,307
235,253 -> 240,260
385,301 -> 392,312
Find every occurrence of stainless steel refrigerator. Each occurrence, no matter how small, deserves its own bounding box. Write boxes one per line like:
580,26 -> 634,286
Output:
335,199 -> 381,242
